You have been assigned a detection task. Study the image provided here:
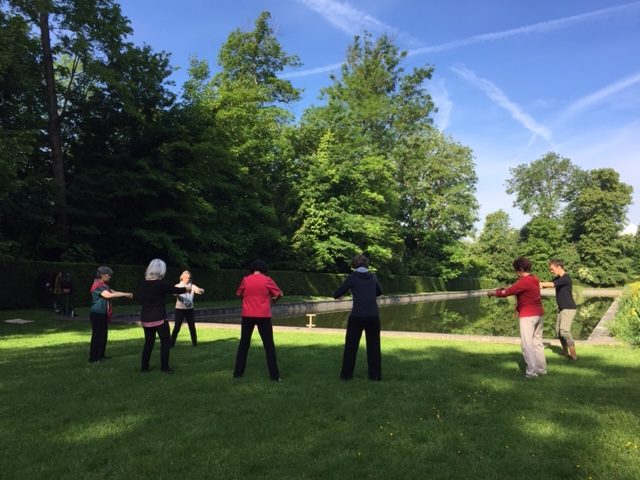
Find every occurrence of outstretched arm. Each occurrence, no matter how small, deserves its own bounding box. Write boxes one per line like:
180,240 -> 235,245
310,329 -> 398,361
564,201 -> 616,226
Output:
101,290 -> 133,299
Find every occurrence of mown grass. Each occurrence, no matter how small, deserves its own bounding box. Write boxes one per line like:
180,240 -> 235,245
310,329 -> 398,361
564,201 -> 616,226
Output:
0,313 -> 638,480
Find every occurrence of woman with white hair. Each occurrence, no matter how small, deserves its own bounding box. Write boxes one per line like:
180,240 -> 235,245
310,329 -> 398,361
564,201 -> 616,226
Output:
89,266 -> 133,363
136,259 -> 190,374
171,270 -> 205,347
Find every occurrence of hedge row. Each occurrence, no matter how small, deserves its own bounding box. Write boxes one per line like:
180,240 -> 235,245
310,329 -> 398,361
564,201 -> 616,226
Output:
0,261 -> 493,310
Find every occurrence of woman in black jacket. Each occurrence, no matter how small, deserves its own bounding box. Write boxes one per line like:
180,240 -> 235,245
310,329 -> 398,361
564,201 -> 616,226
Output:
333,254 -> 383,381
136,259 -> 189,374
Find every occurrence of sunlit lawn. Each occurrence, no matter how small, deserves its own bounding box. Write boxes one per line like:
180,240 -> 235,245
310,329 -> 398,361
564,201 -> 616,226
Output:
1,312 -> 638,479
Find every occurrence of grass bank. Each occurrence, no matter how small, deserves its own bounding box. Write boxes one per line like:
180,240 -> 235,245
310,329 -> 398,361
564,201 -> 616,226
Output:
0,315 -> 638,479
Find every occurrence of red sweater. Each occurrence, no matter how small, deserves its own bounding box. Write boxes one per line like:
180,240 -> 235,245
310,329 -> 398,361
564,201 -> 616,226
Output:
494,274 -> 544,317
236,273 -> 283,318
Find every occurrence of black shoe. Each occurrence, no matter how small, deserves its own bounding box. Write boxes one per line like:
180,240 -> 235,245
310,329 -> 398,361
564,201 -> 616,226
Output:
141,367 -> 151,373
161,368 -> 174,374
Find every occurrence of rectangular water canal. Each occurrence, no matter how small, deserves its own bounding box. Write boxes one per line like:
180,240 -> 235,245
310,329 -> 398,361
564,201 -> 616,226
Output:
266,296 -> 611,339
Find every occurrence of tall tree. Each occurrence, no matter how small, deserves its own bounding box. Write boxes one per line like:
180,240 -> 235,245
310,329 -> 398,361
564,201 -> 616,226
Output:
295,32 -> 439,271
565,168 -> 633,285
0,8 -> 49,259
506,152 -> 580,219
293,130 -> 401,272
474,210 -> 519,282
5,0 -> 134,255
308,32 -> 434,154
174,12 -> 302,267
395,128 -> 478,278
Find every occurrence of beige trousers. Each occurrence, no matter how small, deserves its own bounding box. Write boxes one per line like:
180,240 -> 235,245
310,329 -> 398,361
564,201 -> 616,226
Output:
519,315 -> 547,376
556,309 -> 577,347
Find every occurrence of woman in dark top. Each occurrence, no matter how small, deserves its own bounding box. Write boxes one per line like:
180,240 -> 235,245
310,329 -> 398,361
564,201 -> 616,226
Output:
541,259 -> 578,360
333,254 -> 383,381
136,259 -> 189,374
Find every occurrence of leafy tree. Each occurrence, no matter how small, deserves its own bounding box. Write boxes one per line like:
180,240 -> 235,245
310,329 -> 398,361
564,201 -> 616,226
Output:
518,216 -> 566,277
473,210 -> 519,282
565,168 -> 633,285
292,130 -> 401,272
0,8 -> 51,259
505,152 -> 580,219
295,33 -> 440,271
4,0 -> 134,248
307,32 -> 434,155
171,12 -> 302,267
395,128 -> 478,278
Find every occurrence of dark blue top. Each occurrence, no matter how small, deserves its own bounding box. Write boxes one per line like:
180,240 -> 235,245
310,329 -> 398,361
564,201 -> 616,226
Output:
333,271 -> 383,317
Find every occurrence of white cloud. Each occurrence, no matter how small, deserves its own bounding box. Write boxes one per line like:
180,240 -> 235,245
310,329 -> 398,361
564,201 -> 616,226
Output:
282,61 -> 343,78
291,2 -> 640,78
558,70 -> 640,121
428,78 -> 453,131
296,0 -> 396,37
408,1 -> 640,56
452,65 -> 552,141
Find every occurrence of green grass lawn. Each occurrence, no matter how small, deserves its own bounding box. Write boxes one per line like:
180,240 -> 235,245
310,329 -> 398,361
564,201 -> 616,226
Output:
1,313 -> 638,479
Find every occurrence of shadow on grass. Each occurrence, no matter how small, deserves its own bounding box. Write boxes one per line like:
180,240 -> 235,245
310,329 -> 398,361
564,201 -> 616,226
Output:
0,321 -> 638,479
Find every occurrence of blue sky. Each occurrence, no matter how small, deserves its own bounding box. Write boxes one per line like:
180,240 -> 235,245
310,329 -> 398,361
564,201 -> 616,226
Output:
119,0 -> 640,233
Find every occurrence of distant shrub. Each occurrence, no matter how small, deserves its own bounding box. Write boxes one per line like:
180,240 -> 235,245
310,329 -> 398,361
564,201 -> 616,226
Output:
610,282 -> 640,346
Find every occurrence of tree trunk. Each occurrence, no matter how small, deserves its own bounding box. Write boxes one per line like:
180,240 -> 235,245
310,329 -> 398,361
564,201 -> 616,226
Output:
39,11 -> 68,245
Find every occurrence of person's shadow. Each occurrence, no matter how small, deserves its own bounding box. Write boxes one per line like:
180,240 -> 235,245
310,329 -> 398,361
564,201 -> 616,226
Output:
547,344 -> 567,357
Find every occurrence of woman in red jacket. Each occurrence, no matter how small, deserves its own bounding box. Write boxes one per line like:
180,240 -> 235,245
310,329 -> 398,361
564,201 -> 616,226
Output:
233,260 -> 283,381
488,257 -> 547,378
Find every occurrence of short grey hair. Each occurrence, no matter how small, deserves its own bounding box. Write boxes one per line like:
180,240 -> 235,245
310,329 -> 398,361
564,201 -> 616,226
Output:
145,259 -> 167,280
96,266 -> 113,278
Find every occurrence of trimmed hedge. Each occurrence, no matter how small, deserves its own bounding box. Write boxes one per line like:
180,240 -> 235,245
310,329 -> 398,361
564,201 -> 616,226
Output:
0,261 -> 493,310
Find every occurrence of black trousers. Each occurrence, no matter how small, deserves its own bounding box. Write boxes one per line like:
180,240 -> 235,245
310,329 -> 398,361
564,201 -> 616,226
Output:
141,321 -> 171,371
89,312 -> 109,362
341,315 -> 382,380
171,309 -> 197,346
233,317 -> 280,380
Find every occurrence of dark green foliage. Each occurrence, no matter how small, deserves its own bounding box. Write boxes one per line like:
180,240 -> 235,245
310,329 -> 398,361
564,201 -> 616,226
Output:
293,130 -> 402,272
565,169 -> 633,285
1,6 -> 635,286
505,152 -> 580,219
0,8 -> 52,259
611,282 -> 640,345
472,210 -> 519,283
0,260 -> 460,310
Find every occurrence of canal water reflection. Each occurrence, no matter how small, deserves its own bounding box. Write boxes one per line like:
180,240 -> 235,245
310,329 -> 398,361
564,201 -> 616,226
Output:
270,296 -> 611,339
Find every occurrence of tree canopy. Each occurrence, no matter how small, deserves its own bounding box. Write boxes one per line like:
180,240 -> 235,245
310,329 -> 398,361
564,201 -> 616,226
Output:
0,5 -> 636,285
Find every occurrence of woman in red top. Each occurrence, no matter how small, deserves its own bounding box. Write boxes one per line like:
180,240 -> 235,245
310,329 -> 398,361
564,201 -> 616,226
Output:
233,260 -> 283,381
488,257 -> 547,378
